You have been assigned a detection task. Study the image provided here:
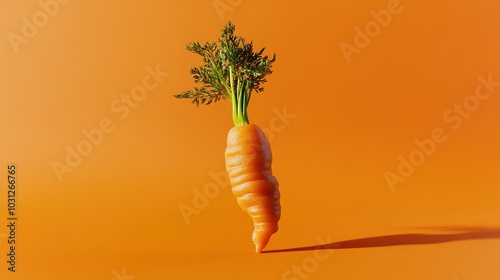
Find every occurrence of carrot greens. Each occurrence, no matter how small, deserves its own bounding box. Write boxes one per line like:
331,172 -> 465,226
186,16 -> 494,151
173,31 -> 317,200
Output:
174,21 -> 276,126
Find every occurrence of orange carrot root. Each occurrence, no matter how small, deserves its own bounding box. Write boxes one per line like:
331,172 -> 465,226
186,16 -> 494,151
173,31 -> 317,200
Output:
225,124 -> 281,253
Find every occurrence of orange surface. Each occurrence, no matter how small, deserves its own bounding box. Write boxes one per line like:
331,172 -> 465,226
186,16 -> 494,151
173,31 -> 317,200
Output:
1,0 -> 500,279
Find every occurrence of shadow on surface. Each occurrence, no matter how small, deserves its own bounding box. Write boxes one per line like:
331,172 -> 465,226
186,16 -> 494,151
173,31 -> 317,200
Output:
262,227 -> 500,254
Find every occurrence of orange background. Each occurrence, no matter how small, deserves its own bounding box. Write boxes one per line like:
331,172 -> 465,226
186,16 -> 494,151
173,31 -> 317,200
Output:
1,0 -> 500,279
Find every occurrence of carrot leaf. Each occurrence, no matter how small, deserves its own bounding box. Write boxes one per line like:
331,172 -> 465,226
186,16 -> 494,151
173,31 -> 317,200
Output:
174,21 -> 276,126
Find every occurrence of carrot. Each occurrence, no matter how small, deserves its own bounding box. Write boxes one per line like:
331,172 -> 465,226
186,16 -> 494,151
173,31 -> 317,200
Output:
174,21 -> 280,253
225,124 -> 280,253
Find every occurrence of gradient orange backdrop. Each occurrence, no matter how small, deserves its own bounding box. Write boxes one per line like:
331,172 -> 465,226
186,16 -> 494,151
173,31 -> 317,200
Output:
1,0 -> 500,279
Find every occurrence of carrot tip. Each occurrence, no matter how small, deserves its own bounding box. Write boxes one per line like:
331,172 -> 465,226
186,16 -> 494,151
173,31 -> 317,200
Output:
255,244 -> 263,253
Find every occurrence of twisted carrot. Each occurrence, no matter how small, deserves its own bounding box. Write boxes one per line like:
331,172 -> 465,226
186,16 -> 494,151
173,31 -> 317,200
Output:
175,22 -> 279,253
225,124 -> 281,253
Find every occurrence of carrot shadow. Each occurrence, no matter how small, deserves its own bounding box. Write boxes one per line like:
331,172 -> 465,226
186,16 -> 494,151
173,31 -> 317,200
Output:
262,227 -> 500,254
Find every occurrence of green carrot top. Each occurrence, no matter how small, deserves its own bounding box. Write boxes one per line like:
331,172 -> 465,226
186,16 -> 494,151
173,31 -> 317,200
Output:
174,21 -> 276,126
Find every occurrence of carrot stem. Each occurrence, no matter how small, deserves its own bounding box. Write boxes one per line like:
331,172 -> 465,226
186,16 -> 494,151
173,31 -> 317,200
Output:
230,68 -> 250,126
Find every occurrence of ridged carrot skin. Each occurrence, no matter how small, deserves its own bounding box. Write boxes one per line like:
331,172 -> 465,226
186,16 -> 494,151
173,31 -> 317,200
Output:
225,124 -> 281,253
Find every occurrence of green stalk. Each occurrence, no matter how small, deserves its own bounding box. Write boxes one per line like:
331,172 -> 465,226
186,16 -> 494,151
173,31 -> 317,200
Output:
229,66 -> 238,125
229,67 -> 250,126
